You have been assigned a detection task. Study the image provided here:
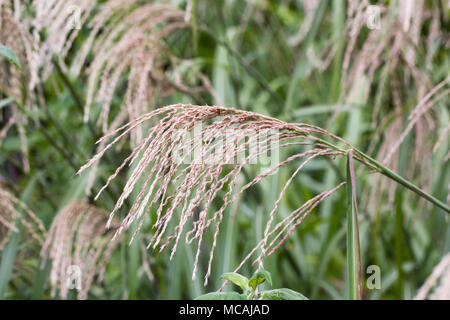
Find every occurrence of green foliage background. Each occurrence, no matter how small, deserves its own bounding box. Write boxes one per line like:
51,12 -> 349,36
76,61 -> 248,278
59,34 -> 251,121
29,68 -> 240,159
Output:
0,0 -> 449,299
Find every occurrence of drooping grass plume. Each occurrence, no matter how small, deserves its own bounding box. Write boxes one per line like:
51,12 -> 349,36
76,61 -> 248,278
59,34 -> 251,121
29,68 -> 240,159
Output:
0,185 -> 46,250
77,104 -> 365,285
31,0 -> 96,79
78,1 -> 207,139
5,1 -> 212,135
337,0 -> 450,214
41,201 -> 120,300
41,0 -> 213,140
415,252 -> 450,300
0,0 -> 447,301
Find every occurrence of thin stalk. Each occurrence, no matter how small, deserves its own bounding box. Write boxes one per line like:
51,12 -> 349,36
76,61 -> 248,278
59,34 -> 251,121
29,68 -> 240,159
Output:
330,0 -> 345,102
14,103 -> 79,170
43,107 -> 87,163
352,147 -> 450,214
310,135 -> 450,214
346,150 -> 362,300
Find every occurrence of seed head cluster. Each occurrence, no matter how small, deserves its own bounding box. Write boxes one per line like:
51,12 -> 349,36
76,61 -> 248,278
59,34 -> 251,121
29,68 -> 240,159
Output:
79,104 -> 348,284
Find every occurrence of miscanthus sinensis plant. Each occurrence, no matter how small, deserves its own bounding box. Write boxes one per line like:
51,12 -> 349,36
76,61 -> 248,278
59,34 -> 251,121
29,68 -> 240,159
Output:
78,104 -> 450,289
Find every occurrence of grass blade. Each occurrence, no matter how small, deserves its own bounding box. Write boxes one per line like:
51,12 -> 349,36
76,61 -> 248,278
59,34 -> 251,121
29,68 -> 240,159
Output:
346,150 -> 362,299
0,225 -> 21,299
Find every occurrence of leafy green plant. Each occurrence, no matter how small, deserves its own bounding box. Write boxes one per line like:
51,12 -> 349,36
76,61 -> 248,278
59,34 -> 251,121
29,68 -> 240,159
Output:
195,270 -> 308,300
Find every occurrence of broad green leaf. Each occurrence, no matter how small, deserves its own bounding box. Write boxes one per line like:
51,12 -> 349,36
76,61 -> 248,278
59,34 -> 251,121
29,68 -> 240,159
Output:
249,270 -> 272,290
0,44 -> 21,70
219,272 -> 249,290
195,292 -> 245,300
261,288 -> 308,300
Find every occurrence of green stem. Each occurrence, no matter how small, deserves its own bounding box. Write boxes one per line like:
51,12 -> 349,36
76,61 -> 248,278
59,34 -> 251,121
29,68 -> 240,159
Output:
310,135 -> 450,214
346,151 -> 362,299
353,148 -> 450,213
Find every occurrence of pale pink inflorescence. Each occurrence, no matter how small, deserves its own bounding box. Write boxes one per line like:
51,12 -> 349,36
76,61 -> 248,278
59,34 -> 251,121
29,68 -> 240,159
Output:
2,0 -> 214,196
338,0 -> 450,214
81,2 -> 189,134
31,0 -> 96,79
41,201 -> 120,300
69,1 -> 214,141
78,104 -> 347,285
66,1 -> 215,196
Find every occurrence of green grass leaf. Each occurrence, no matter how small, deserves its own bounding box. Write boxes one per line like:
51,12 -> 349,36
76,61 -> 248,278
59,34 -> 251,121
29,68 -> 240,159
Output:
0,226 -> 21,299
346,150 -> 362,300
0,44 -> 21,70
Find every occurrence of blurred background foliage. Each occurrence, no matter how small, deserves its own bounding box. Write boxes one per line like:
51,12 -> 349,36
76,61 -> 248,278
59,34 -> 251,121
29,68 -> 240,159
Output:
0,0 -> 449,299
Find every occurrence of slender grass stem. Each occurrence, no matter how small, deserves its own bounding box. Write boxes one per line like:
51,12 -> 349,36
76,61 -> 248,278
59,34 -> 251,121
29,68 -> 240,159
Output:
353,148 -> 450,214
346,151 -> 362,299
